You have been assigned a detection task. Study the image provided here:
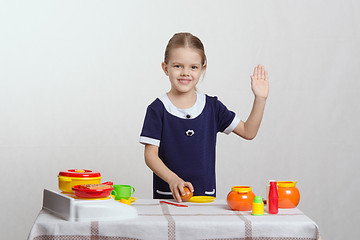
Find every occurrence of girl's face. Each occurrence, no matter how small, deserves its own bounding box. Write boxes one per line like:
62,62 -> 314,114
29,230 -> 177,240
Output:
162,47 -> 205,95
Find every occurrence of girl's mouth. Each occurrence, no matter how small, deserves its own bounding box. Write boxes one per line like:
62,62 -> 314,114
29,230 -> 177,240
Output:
178,79 -> 192,84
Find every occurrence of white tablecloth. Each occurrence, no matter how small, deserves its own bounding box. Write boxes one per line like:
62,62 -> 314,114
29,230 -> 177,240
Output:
28,199 -> 321,240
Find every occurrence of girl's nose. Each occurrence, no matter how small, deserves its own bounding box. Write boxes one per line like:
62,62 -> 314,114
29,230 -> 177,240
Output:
181,68 -> 190,76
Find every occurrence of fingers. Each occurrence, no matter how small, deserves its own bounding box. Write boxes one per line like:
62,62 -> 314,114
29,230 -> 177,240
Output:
257,65 -> 261,80
253,65 -> 258,77
184,182 -> 194,193
172,185 -> 182,202
265,70 -> 268,81
171,181 -> 194,203
171,182 -> 186,203
178,185 -> 186,198
252,64 -> 267,81
257,64 -> 264,80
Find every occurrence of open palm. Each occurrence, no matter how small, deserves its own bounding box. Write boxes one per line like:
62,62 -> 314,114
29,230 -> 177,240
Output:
251,64 -> 269,100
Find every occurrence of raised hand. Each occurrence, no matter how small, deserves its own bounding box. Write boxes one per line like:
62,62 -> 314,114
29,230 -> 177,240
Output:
250,64 -> 269,100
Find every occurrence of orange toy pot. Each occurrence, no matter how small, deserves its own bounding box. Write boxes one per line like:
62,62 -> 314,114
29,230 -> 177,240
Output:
277,181 -> 300,208
227,186 -> 255,211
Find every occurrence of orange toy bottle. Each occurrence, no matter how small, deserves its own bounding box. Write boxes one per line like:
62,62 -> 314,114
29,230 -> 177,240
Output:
277,181 -> 300,208
227,186 -> 255,211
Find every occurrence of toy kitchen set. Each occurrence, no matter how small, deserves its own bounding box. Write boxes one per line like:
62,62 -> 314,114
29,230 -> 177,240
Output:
42,169 -> 138,222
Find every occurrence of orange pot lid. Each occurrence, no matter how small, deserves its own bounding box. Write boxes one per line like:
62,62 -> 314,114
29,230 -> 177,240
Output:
231,186 -> 252,193
59,169 -> 101,178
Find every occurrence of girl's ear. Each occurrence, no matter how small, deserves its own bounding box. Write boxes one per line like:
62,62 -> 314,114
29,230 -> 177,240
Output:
201,64 -> 207,73
161,62 -> 169,76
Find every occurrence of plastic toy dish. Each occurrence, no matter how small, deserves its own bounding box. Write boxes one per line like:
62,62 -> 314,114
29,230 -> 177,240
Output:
72,183 -> 113,198
188,196 -> 215,203
120,198 -> 132,205
111,195 -> 137,203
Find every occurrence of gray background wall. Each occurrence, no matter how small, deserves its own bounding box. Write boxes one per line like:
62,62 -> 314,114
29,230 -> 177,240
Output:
1,0 -> 359,239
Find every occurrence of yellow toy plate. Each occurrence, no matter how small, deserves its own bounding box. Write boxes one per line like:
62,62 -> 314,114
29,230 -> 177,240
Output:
110,195 -> 137,203
188,196 -> 215,203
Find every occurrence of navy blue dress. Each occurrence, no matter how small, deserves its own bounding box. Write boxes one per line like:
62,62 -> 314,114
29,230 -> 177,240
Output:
140,92 -> 239,199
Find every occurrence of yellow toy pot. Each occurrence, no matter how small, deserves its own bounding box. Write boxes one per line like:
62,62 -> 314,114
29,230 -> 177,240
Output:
58,169 -> 102,193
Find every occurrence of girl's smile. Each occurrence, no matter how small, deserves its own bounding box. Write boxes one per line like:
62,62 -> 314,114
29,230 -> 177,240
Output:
178,78 -> 192,84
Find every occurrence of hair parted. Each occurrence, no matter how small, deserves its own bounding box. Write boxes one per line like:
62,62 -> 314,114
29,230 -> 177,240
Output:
164,32 -> 207,67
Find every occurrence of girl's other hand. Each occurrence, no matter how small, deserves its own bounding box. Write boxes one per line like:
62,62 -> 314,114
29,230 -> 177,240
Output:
250,64 -> 269,100
168,176 -> 194,202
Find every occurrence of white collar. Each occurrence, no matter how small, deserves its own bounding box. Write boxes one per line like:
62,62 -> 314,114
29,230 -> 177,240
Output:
159,92 -> 206,119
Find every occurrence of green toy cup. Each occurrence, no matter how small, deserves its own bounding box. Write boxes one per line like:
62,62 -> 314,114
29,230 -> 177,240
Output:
111,185 -> 135,200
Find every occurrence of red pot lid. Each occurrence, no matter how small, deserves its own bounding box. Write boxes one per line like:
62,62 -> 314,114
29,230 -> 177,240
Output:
59,169 -> 101,178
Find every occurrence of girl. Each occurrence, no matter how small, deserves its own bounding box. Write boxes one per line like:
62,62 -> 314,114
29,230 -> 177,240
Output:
139,32 -> 269,202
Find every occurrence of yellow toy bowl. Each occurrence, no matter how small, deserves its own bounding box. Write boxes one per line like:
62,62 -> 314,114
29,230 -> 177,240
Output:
58,169 -> 102,193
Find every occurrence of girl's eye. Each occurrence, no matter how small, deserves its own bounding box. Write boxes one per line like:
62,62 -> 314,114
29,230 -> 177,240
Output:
174,65 -> 181,68
192,66 -> 199,70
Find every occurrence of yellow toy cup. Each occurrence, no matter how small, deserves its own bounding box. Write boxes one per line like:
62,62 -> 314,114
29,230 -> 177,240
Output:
111,185 -> 135,200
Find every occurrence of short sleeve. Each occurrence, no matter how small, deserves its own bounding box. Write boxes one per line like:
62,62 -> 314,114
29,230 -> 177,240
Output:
215,98 -> 240,134
139,100 -> 163,146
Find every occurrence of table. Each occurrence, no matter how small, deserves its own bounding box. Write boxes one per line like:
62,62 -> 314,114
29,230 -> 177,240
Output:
28,199 -> 321,240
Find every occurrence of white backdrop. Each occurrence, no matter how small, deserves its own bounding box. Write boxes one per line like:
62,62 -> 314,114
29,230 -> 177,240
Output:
1,1 -> 359,239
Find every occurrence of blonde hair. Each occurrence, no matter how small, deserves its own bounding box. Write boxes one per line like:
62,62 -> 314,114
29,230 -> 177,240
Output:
164,32 -> 207,67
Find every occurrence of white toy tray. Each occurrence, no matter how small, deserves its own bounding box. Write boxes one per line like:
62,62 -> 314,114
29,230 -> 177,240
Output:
42,189 -> 138,222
